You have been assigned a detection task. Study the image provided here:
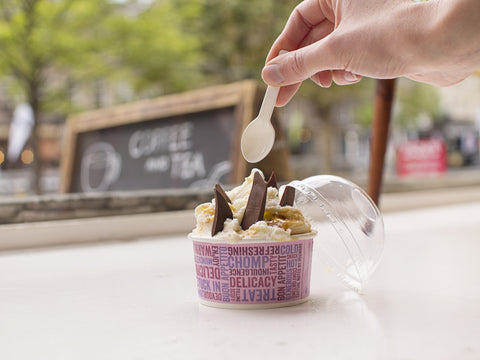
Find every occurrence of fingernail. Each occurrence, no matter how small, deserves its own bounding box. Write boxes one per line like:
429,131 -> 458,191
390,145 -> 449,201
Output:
262,64 -> 284,85
344,71 -> 358,82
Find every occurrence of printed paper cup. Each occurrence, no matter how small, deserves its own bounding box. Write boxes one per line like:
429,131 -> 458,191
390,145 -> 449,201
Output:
189,234 -> 314,309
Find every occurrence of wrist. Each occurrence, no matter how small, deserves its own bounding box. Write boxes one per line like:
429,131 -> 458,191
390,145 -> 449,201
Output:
423,0 -> 480,73
394,1 -> 441,74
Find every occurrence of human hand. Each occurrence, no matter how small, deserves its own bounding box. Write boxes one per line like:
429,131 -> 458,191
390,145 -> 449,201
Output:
262,0 -> 480,106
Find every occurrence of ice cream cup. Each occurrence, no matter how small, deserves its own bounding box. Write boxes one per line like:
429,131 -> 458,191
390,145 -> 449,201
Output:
189,233 -> 315,309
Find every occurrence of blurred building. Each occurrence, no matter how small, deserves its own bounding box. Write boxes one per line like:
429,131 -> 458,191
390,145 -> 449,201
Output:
0,76 -> 136,173
437,75 -> 480,167
281,75 -> 480,181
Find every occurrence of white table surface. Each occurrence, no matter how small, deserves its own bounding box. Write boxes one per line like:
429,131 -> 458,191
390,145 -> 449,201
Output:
1,202 -> 480,360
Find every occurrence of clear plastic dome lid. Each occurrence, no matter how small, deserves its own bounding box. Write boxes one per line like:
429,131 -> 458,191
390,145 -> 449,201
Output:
282,175 -> 385,291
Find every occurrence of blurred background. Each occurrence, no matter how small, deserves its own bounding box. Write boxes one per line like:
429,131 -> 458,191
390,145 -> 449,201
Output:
0,0 -> 479,198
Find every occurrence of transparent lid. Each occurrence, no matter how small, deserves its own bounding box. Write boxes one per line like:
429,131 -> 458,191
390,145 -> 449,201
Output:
282,175 -> 385,291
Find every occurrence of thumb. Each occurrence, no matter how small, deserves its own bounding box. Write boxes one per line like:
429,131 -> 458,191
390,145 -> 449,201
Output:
262,40 -> 338,86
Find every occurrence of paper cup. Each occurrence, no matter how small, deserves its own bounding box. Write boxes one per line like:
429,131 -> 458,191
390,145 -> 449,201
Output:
189,234 -> 314,309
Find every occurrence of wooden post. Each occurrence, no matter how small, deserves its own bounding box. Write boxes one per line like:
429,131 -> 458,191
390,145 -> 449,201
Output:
368,79 -> 396,206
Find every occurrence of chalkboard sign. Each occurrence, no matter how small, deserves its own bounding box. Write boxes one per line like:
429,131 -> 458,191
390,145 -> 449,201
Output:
60,81 -> 291,193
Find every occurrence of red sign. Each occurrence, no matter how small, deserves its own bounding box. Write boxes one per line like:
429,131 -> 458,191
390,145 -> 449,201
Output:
396,138 -> 447,177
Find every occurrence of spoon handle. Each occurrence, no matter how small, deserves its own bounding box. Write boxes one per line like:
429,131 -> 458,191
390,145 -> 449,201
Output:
257,50 -> 287,121
257,85 -> 281,121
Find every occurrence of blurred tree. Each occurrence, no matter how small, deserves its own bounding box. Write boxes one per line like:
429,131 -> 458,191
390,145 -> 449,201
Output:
355,79 -> 441,130
394,79 -> 440,130
0,0 -> 204,193
0,0 -> 103,193
104,0 -> 205,95
194,0 -> 299,83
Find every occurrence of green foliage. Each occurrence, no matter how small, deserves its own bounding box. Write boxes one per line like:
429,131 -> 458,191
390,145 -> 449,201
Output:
104,0 -> 205,94
0,0 -> 208,114
0,0 -> 119,112
194,0 -> 298,83
0,0 -> 439,133
354,78 -> 441,130
394,78 -> 440,129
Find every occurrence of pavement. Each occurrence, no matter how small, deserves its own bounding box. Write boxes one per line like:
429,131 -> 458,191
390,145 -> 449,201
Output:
380,184 -> 480,213
381,165 -> 480,193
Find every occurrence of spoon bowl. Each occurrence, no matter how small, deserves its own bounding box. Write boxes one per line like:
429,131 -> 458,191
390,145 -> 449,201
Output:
241,116 -> 276,163
241,50 -> 286,163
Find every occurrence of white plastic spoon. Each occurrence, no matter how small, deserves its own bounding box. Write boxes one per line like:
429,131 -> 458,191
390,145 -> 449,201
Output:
241,51 -> 286,163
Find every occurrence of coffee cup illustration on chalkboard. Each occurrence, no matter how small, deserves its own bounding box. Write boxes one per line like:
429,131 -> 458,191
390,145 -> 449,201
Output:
189,161 -> 232,189
80,142 -> 122,192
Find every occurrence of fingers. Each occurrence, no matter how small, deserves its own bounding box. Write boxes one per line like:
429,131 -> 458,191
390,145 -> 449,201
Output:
265,0 -> 329,63
299,19 -> 335,49
262,0 -> 361,105
262,40 -> 337,86
270,69 -> 361,108
331,70 -> 362,85
262,46 -> 361,107
311,70 -> 333,88
275,83 -> 302,107
311,70 -> 361,88
262,36 -> 362,87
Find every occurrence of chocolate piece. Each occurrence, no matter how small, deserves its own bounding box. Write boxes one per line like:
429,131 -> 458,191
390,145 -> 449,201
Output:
212,184 -> 233,236
280,186 -> 295,206
241,172 -> 267,230
265,172 -> 278,189
214,183 -> 231,204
